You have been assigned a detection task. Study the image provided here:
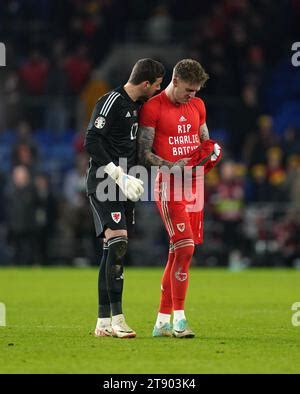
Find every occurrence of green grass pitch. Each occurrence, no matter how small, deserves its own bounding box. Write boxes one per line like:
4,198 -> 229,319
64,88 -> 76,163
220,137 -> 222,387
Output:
0,267 -> 299,374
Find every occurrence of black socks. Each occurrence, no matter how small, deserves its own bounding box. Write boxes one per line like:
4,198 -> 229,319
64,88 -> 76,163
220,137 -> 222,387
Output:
98,237 -> 128,318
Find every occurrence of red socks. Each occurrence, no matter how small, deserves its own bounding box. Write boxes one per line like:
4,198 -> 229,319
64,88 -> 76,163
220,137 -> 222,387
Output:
159,239 -> 194,313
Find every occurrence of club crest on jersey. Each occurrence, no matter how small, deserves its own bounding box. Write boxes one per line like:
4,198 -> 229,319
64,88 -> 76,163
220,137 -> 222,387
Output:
175,268 -> 188,282
111,212 -> 121,223
176,223 -> 185,232
94,116 -> 106,129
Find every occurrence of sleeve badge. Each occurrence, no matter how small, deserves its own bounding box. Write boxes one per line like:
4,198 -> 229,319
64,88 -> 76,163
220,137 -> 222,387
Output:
94,116 -> 106,129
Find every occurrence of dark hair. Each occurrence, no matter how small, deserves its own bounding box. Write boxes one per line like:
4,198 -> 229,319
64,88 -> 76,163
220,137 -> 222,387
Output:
128,58 -> 165,85
174,59 -> 209,87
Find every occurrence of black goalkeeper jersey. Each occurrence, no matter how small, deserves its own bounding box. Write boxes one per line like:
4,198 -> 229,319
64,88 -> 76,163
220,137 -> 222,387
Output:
85,86 -> 141,195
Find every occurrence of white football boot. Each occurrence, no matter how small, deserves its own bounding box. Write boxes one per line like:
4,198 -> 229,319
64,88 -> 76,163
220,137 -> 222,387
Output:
94,318 -> 113,337
111,314 -> 136,338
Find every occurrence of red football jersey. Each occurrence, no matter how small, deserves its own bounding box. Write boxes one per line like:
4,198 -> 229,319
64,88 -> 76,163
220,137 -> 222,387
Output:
139,90 -> 206,162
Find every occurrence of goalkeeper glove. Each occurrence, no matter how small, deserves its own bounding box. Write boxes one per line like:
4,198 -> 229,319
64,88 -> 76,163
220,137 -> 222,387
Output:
104,162 -> 144,202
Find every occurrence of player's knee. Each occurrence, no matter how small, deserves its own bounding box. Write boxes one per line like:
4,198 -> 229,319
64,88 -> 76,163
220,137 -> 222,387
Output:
105,228 -> 127,240
173,238 -> 195,259
106,237 -> 127,293
107,236 -> 128,260
182,245 -> 194,261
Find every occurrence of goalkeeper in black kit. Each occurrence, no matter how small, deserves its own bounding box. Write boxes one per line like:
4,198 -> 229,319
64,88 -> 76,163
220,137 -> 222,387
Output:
85,58 -> 165,338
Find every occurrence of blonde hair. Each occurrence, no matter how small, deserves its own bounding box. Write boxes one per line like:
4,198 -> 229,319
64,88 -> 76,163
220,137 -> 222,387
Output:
174,59 -> 209,87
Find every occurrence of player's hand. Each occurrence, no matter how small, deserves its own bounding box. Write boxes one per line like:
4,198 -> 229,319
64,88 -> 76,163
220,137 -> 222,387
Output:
171,158 -> 190,170
118,173 -> 144,201
104,162 -> 144,201
211,143 -> 221,161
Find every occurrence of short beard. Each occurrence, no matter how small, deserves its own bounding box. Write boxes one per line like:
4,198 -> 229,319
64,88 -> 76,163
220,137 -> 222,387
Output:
137,94 -> 150,103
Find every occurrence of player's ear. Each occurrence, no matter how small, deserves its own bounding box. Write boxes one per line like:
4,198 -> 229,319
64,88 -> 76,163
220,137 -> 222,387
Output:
142,81 -> 150,89
173,77 -> 178,87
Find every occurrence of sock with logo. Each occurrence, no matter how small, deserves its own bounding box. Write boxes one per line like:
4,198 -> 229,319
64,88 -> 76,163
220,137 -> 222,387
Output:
171,239 -> 194,311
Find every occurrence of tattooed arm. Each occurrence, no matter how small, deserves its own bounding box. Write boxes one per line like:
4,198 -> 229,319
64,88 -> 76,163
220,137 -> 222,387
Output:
138,126 -> 172,168
199,122 -> 210,142
138,126 -> 188,169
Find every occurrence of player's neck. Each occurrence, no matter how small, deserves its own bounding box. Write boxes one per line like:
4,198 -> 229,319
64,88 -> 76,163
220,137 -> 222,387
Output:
165,84 -> 180,105
123,83 -> 139,102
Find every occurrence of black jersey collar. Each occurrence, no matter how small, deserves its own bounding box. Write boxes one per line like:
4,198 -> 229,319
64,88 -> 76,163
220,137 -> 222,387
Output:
116,86 -> 134,103
116,85 -> 142,105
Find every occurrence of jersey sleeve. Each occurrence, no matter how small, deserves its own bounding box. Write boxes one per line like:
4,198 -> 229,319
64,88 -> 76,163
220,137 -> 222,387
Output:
139,98 -> 160,128
85,92 -> 121,166
87,91 -> 121,136
198,98 -> 206,126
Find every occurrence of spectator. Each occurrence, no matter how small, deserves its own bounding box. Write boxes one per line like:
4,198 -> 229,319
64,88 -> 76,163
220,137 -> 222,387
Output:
18,50 -> 49,127
212,160 -> 245,265
34,173 -> 57,265
64,44 -> 92,95
248,164 -> 271,203
282,127 -> 300,157
266,147 -> 287,202
11,120 -> 39,173
272,209 -> 300,267
1,69 -> 23,129
45,56 -> 70,133
243,115 -> 279,166
6,166 -> 38,265
63,152 -> 89,207
285,154 -> 300,204
144,4 -> 172,44
19,50 -> 49,95
233,84 -> 260,159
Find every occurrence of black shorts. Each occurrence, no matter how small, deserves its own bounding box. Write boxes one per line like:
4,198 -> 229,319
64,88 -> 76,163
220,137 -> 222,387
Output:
88,193 -> 135,238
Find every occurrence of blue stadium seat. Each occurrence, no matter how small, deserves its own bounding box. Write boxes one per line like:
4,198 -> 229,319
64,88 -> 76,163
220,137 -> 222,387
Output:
0,146 -> 11,172
211,128 -> 229,143
47,144 -> 74,171
273,101 -> 300,134
0,129 -> 17,145
34,128 -> 54,146
265,59 -> 300,121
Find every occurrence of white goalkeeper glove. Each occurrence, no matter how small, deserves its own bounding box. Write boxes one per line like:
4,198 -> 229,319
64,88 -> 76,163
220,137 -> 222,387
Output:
211,143 -> 221,161
104,162 -> 144,201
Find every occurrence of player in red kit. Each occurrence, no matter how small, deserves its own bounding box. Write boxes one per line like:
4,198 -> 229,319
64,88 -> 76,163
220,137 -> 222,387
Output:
138,59 -> 221,338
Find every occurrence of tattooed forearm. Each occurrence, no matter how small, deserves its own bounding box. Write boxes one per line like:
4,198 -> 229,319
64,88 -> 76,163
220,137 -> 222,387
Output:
145,152 -> 173,168
138,126 -> 173,168
199,122 -> 210,142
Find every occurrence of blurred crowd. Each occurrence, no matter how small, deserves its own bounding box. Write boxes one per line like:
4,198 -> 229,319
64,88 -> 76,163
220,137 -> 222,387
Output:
1,0 -> 299,131
0,0 -> 300,267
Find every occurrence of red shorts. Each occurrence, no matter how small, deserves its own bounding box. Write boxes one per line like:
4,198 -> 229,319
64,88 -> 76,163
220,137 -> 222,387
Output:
154,172 -> 204,244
